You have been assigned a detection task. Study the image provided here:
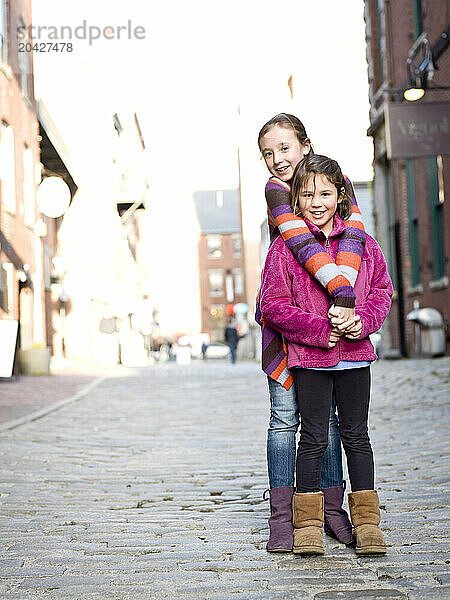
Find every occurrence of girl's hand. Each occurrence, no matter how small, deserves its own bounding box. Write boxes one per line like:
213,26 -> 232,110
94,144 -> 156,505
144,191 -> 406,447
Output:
328,327 -> 343,348
331,314 -> 361,333
344,317 -> 363,339
328,305 -> 356,324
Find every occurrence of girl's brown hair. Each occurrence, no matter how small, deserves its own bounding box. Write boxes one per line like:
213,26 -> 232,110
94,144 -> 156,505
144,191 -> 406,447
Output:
290,154 -> 353,220
257,113 -> 314,154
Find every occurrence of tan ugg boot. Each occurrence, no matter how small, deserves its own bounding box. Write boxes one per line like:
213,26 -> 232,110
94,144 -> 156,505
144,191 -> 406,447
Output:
348,490 -> 386,555
292,491 -> 324,555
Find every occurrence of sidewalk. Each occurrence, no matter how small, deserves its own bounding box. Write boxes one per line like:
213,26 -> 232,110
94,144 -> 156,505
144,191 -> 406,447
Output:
0,357 -> 125,429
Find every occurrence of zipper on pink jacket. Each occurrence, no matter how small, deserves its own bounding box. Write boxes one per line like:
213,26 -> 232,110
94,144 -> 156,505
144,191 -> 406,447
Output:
324,235 -> 342,357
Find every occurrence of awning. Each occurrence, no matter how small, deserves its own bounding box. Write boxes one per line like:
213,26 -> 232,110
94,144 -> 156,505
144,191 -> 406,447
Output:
0,231 -> 33,288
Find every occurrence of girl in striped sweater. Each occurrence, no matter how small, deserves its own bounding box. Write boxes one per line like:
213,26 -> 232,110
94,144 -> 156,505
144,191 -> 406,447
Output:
257,113 -> 366,552
259,154 -> 392,555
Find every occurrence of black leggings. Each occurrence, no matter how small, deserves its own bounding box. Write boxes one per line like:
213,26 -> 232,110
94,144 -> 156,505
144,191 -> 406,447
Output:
294,367 -> 374,493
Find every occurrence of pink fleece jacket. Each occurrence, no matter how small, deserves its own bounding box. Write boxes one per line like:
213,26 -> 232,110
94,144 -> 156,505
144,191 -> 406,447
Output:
259,214 -> 393,369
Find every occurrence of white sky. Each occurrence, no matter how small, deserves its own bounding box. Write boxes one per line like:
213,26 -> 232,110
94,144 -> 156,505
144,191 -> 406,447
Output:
32,0 -> 374,190
30,0 -> 375,334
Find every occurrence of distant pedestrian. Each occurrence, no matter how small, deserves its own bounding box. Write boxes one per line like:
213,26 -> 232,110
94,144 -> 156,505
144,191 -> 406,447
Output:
224,318 -> 239,364
259,154 -> 393,556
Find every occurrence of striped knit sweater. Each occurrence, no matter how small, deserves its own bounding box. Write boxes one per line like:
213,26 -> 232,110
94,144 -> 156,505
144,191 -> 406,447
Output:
256,175 -> 366,389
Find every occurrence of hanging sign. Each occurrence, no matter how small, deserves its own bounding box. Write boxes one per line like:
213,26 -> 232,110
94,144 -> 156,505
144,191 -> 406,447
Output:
385,101 -> 450,159
37,177 -> 71,218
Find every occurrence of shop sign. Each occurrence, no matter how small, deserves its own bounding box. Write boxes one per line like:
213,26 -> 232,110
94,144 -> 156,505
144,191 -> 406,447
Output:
385,101 -> 450,159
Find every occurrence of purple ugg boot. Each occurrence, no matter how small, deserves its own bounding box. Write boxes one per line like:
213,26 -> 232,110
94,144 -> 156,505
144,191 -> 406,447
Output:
322,483 -> 353,545
265,486 -> 294,552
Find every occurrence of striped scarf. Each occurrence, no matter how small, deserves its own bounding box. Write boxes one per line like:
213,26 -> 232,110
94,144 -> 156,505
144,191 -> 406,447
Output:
257,176 -> 366,390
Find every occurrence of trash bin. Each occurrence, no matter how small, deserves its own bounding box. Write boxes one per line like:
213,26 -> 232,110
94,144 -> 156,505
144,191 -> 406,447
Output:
406,307 -> 446,357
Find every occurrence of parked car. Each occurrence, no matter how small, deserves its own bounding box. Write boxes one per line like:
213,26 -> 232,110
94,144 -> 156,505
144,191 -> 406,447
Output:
370,329 -> 382,356
204,342 -> 230,359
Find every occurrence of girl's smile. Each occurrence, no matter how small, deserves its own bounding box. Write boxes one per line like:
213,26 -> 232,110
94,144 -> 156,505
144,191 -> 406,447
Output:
298,174 -> 342,236
259,124 -> 310,182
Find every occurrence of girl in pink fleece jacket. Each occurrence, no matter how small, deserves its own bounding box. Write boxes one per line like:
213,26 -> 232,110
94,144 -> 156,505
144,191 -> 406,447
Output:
259,155 -> 393,556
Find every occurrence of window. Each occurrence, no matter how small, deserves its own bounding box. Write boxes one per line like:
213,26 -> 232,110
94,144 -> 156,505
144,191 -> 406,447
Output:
17,19 -> 29,97
0,262 -> 7,312
209,304 -> 225,342
208,269 -> 224,296
0,262 -> 14,315
225,271 -> 234,303
406,159 -> 420,287
384,161 -> 397,289
43,245 -> 52,290
207,234 -> 222,258
233,268 -> 243,296
375,0 -> 385,84
0,0 -> 8,65
0,121 -> 16,213
428,156 -> 445,281
232,233 -> 242,257
23,145 -> 35,226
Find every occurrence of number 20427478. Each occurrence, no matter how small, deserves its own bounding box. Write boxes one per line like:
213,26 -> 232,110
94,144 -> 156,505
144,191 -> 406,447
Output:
19,42 -> 73,52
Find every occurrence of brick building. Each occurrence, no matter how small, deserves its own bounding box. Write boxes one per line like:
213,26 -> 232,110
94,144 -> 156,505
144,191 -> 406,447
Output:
364,0 -> 450,355
194,189 -> 246,341
37,100 -> 77,356
0,0 -> 41,360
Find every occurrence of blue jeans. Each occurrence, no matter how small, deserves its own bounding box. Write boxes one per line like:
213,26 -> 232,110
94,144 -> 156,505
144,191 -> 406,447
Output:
228,344 -> 237,363
266,376 -> 343,489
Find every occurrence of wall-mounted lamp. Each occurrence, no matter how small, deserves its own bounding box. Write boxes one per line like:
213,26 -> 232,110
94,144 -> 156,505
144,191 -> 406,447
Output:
387,30 -> 450,101
403,82 -> 450,101
403,86 -> 425,102
404,33 -> 434,101
37,177 -> 71,218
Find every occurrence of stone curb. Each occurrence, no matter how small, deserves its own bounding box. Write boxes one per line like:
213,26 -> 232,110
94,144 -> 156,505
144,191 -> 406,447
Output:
0,375 -> 106,433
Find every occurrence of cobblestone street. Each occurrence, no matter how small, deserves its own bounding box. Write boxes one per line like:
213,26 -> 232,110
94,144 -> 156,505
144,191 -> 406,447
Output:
0,357 -> 449,599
